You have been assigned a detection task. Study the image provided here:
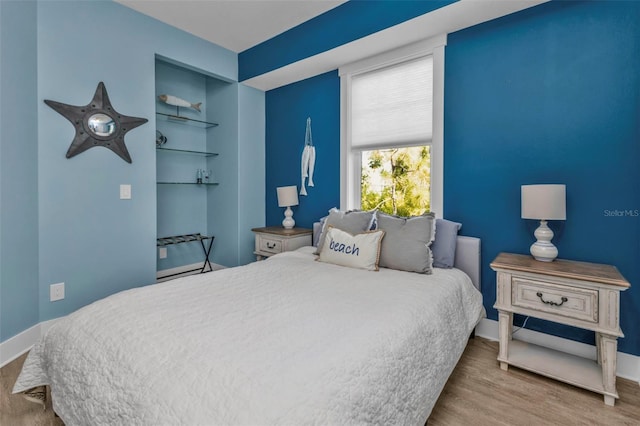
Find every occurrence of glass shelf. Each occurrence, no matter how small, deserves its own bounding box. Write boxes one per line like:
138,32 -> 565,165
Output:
156,147 -> 219,157
156,112 -> 219,129
157,182 -> 219,186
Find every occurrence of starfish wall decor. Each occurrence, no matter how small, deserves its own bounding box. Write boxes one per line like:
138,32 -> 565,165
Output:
44,82 -> 148,163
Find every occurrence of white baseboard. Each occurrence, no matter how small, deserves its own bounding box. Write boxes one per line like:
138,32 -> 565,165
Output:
0,318 -> 61,368
39,318 -> 60,336
156,261 -> 226,282
476,318 -> 640,383
0,323 -> 41,368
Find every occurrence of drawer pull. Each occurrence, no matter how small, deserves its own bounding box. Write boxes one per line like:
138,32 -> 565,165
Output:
266,242 -> 276,249
536,292 -> 568,307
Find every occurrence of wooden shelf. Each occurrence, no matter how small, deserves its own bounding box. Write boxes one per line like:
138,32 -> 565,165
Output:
503,340 -> 616,398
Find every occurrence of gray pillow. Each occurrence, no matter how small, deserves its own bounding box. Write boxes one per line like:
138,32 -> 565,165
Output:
315,208 -> 376,254
375,212 -> 436,274
312,221 -> 324,247
432,218 -> 462,268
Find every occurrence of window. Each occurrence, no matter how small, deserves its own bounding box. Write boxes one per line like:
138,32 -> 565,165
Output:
339,36 -> 446,217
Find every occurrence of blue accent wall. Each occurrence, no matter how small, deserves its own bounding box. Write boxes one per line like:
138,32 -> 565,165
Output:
444,0 -> 640,355
239,0 -> 457,81
264,1 -> 640,356
0,0 -> 39,341
265,71 -> 340,229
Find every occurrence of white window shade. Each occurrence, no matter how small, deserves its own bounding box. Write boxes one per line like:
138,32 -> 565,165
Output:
351,55 -> 433,150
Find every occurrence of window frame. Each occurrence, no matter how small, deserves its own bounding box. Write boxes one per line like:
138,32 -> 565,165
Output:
339,35 -> 446,217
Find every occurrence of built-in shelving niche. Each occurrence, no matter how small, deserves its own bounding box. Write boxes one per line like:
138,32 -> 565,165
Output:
155,56 -> 232,275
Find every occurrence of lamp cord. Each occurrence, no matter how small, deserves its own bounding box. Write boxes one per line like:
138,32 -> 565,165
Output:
512,316 -> 530,335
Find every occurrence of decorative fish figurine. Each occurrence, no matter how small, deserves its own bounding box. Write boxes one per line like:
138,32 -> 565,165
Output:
158,94 -> 202,112
300,117 -> 315,196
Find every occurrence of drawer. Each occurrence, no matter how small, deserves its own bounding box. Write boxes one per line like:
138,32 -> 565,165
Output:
258,236 -> 282,254
511,277 -> 598,323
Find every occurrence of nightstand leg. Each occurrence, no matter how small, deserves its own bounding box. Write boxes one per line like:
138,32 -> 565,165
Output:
599,333 -> 618,406
595,332 -> 602,365
498,310 -> 513,371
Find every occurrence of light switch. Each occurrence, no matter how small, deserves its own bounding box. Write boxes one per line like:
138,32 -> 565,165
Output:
120,184 -> 132,200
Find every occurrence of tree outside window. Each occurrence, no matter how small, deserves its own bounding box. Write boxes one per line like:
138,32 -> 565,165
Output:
361,145 -> 431,216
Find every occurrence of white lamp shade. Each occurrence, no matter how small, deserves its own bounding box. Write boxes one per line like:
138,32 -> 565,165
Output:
277,185 -> 299,207
521,184 -> 566,220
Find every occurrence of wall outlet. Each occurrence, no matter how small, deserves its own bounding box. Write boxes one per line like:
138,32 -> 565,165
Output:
120,184 -> 132,200
159,247 -> 167,259
50,282 -> 65,302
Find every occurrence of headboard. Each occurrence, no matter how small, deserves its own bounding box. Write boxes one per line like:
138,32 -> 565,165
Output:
312,222 -> 481,291
454,236 -> 481,291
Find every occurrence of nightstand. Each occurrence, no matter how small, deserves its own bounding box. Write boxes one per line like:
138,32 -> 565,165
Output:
491,252 -> 630,406
251,227 -> 313,260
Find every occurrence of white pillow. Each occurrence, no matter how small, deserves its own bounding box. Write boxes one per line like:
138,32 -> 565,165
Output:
317,226 -> 385,271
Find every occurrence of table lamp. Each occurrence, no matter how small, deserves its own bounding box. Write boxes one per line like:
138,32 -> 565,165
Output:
277,185 -> 299,229
521,184 -> 566,262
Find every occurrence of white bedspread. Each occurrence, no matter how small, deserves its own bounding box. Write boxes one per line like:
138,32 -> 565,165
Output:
14,248 -> 484,425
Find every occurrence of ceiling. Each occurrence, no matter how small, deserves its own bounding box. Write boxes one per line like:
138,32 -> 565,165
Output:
116,0 -> 348,53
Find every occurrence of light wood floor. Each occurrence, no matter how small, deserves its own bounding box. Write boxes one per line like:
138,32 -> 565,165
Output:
1,337 -> 638,425
0,352 -> 63,426
429,338 -> 640,425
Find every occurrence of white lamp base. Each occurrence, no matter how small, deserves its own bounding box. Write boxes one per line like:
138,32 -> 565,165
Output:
530,220 -> 558,262
282,206 -> 295,229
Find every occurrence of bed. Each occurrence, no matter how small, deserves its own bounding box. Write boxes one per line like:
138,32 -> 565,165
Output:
14,215 -> 484,425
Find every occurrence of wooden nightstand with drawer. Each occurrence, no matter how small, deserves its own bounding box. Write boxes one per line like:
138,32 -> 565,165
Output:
491,252 -> 630,406
251,227 -> 313,260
